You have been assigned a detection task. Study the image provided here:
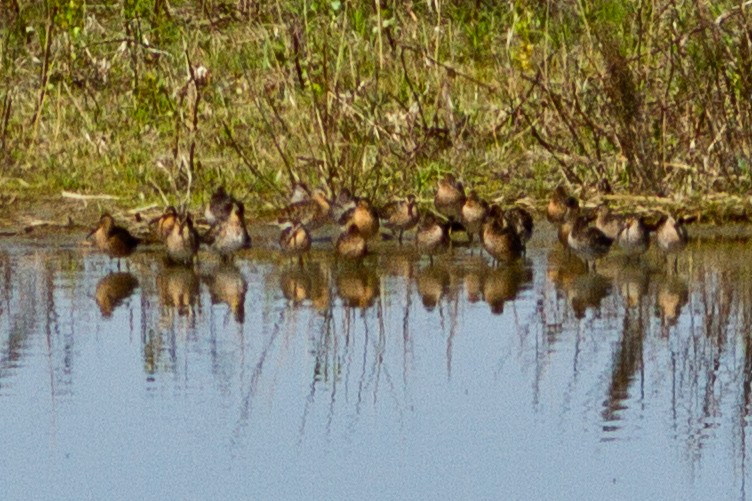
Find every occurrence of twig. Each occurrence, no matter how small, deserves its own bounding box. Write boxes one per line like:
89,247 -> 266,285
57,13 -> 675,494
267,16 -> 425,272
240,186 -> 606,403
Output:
29,4 -> 57,137
62,191 -> 121,201
221,120 -> 285,196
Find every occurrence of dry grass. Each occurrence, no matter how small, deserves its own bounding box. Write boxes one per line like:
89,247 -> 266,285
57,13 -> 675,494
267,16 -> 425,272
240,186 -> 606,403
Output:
2,1 -> 752,219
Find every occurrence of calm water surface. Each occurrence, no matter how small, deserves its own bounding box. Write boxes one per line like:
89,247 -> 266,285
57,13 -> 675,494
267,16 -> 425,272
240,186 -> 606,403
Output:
2,228 -> 752,500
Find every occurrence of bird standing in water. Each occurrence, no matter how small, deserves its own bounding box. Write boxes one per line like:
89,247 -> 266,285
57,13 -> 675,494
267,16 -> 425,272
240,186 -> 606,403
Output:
338,197 -> 380,241
567,212 -> 613,271
416,213 -> 449,265
279,219 -> 312,266
461,190 -> 488,245
656,214 -> 691,273
205,186 -> 236,226
335,224 -> 367,260
88,213 -> 141,269
378,194 -> 419,244
434,173 -> 466,240
547,185 -> 574,224
165,212 -> 200,266
150,206 -> 178,242
481,206 -> 523,265
204,201 -> 251,262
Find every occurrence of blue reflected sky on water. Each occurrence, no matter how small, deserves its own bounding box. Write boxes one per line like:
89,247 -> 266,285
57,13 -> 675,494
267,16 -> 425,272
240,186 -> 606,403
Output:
0,237 -> 750,500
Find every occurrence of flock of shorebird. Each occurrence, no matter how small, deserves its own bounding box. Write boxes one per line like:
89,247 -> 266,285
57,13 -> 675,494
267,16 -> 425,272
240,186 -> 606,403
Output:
86,176 -> 692,271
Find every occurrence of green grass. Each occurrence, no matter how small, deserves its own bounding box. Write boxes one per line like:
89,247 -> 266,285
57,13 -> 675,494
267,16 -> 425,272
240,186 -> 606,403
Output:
2,0 -> 752,218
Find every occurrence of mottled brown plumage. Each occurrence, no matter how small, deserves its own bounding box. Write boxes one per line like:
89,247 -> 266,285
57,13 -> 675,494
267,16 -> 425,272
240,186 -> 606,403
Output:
88,213 -> 141,259
434,173 -> 466,222
379,194 -> 419,244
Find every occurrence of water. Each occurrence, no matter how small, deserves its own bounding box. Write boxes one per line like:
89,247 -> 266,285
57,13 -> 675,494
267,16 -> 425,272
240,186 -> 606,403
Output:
1,228 -> 751,500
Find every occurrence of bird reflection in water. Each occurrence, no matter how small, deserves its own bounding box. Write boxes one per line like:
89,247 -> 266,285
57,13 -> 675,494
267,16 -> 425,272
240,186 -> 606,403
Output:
156,263 -> 200,317
203,264 -> 248,323
548,248 -> 611,319
280,266 -> 313,305
615,261 -> 651,309
568,273 -> 612,319
335,265 -> 379,309
656,274 -> 689,330
416,264 -> 450,311
482,262 -> 533,315
462,257 -> 486,304
95,272 -> 139,318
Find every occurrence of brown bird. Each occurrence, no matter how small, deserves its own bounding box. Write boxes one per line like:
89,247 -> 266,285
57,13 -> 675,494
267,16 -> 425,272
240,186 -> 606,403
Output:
278,219 -> 312,266
335,224 -> 367,260
279,187 -> 332,231
568,213 -> 613,271
379,194 -> 420,244
415,213 -> 449,265
557,199 -> 583,249
616,215 -> 650,259
656,215 -> 692,272
505,206 -> 534,247
329,188 -> 356,224
595,204 -> 624,241
150,206 -> 178,242
339,198 -> 380,240
88,213 -> 141,260
461,190 -> 489,244
165,212 -> 200,265
204,186 -> 236,226
547,185 -> 575,223
204,202 -> 252,261
482,207 -> 523,265
434,173 -> 466,224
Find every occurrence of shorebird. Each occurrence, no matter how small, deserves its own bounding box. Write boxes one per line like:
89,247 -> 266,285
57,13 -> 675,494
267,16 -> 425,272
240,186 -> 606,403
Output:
279,186 -> 332,231
568,212 -> 613,271
505,206 -> 534,248
338,198 -> 380,240
415,213 -> 449,265
88,213 -> 141,265
547,185 -> 574,223
278,219 -> 312,266
434,173 -> 466,227
656,215 -> 691,272
205,186 -> 236,226
165,212 -> 200,265
335,224 -> 367,260
557,198 -> 583,250
461,190 -> 489,244
150,206 -> 178,242
595,204 -> 625,241
329,188 -> 356,224
289,182 -> 312,204
616,215 -> 650,259
204,202 -> 251,261
378,194 -> 420,244
482,206 -> 523,265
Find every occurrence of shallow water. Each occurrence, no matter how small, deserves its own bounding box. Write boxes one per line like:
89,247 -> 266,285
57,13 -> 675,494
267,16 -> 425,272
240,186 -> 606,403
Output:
2,227 -> 752,500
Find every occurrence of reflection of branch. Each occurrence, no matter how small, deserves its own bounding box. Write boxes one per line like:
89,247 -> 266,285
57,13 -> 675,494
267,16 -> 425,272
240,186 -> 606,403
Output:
234,308 -> 286,434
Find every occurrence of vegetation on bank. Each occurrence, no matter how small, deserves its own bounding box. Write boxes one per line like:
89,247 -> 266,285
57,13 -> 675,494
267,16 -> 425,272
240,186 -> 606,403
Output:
2,1 -> 752,219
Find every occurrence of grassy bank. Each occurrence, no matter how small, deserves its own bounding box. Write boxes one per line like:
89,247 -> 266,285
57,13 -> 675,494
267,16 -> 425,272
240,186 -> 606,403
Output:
2,1 -> 752,220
